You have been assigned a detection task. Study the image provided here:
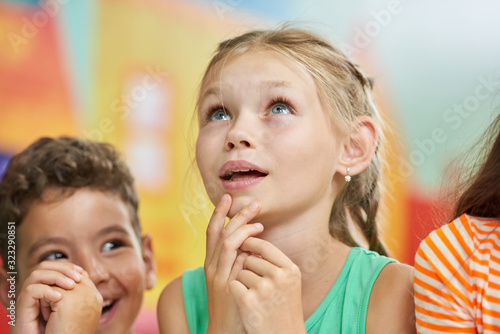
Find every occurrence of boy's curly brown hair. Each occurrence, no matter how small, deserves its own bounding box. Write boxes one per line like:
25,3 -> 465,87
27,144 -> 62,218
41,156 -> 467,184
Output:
0,137 -> 140,268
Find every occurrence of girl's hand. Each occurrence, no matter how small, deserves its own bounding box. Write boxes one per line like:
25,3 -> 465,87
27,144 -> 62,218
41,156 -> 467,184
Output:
229,237 -> 307,334
204,194 -> 263,334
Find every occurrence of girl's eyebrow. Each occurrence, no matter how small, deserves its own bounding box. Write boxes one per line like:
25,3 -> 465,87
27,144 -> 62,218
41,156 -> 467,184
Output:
200,86 -> 221,101
262,80 -> 294,89
201,80 -> 294,101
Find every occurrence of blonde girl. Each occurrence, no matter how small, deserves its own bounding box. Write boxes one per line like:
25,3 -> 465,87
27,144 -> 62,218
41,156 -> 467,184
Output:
159,26 -> 415,334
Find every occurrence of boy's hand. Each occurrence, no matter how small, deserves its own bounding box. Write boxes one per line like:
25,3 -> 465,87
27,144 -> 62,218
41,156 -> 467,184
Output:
45,271 -> 102,334
204,194 -> 263,334
11,261 -> 102,334
12,261 -> 83,334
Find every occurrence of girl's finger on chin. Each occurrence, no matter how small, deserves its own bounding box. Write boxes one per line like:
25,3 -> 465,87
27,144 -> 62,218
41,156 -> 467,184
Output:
206,194 -> 232,258
210,201 -> 261,264
223,201 -> 262,235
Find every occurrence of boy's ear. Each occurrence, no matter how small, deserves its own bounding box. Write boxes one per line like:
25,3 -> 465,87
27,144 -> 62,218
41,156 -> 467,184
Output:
337,116 -> 379,176
0,266 -> 11,309
141,234 -> 156,290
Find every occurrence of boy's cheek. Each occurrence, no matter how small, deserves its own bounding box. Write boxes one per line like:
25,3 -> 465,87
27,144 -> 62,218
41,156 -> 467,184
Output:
116,264 -> 143,287
102,257 -> 145,290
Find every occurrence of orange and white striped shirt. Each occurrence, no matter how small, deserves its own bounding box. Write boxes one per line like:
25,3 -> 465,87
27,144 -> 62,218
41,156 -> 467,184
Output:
414,214 -> 500,333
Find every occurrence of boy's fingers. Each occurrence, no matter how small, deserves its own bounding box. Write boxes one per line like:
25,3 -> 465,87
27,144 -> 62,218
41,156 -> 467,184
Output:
37,297 -> 51,322
23,284 -> 63,303
41,303 -> 51,322
23,269 -> 77,290
36,261 -> 83,282
206,194 -> 231,265
15,285 -> 60,325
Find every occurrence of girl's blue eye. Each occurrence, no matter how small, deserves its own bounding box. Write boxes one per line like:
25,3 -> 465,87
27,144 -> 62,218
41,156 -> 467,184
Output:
210,109 -> 231,121
102,240 -> 123,252
270,103 -> 291,115
42,252 -> 67,261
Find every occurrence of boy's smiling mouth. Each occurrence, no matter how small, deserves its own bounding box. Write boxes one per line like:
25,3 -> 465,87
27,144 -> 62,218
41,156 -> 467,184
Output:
99,299 -> 119,325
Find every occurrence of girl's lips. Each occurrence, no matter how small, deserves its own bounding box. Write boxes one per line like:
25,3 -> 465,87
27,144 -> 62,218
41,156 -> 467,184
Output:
219,160 -> 268,178
220,174 -> 265,191
219,160 -> 268,191
99,299 -> 119,325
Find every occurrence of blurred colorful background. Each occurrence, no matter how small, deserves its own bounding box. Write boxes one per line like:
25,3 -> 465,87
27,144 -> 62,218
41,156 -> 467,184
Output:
1,0 -> 499,332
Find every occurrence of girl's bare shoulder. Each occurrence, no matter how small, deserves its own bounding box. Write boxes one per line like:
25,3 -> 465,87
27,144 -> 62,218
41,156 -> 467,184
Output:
157,276 -> 190,334
366,262 -> 416,334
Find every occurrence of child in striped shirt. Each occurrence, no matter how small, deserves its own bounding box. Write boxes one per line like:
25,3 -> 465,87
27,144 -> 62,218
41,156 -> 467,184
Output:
414,114 -> 500,333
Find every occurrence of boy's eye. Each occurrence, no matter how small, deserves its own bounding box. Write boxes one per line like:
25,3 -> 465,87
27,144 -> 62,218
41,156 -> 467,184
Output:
210,109 -> 231,121
269,103 -> 291,115
102,240 -> 124,252
42,251 -> 67,262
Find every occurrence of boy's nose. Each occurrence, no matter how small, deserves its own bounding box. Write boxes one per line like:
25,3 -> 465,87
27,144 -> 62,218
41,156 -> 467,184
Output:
78,255 -> 110,284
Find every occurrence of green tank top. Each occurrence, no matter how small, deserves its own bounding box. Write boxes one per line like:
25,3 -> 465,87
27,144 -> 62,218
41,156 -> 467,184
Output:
182,247 -> 395,333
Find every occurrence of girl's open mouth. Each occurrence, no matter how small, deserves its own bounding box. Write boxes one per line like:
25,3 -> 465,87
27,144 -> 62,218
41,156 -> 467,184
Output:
223,169 -> 267,181
219,160 -> 268,191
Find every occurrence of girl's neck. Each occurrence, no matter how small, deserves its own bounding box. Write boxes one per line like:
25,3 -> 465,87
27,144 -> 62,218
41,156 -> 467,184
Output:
256,205 -> 351,281
258,220 -> 349,273
256,211 -> 351,320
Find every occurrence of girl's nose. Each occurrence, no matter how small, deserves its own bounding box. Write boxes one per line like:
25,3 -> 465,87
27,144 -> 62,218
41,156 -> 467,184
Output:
224,113 -> 256,150
226,137 -> 251,150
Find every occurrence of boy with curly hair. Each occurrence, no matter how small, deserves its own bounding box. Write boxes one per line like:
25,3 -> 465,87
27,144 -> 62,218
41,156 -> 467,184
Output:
0,137 -> 156,334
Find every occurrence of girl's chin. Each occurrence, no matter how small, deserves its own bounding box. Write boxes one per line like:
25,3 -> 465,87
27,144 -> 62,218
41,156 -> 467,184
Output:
227,205 -> 243,219
229,205 -> 265,223
215,194 -> 264,220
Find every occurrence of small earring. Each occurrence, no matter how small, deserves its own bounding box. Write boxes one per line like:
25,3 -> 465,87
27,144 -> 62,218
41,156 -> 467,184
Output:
345,168 -> 351,182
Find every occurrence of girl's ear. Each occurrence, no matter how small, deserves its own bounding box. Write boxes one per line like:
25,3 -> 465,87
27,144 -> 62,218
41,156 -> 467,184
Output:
141,234 -> 156,290
337,116 -> 379,176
